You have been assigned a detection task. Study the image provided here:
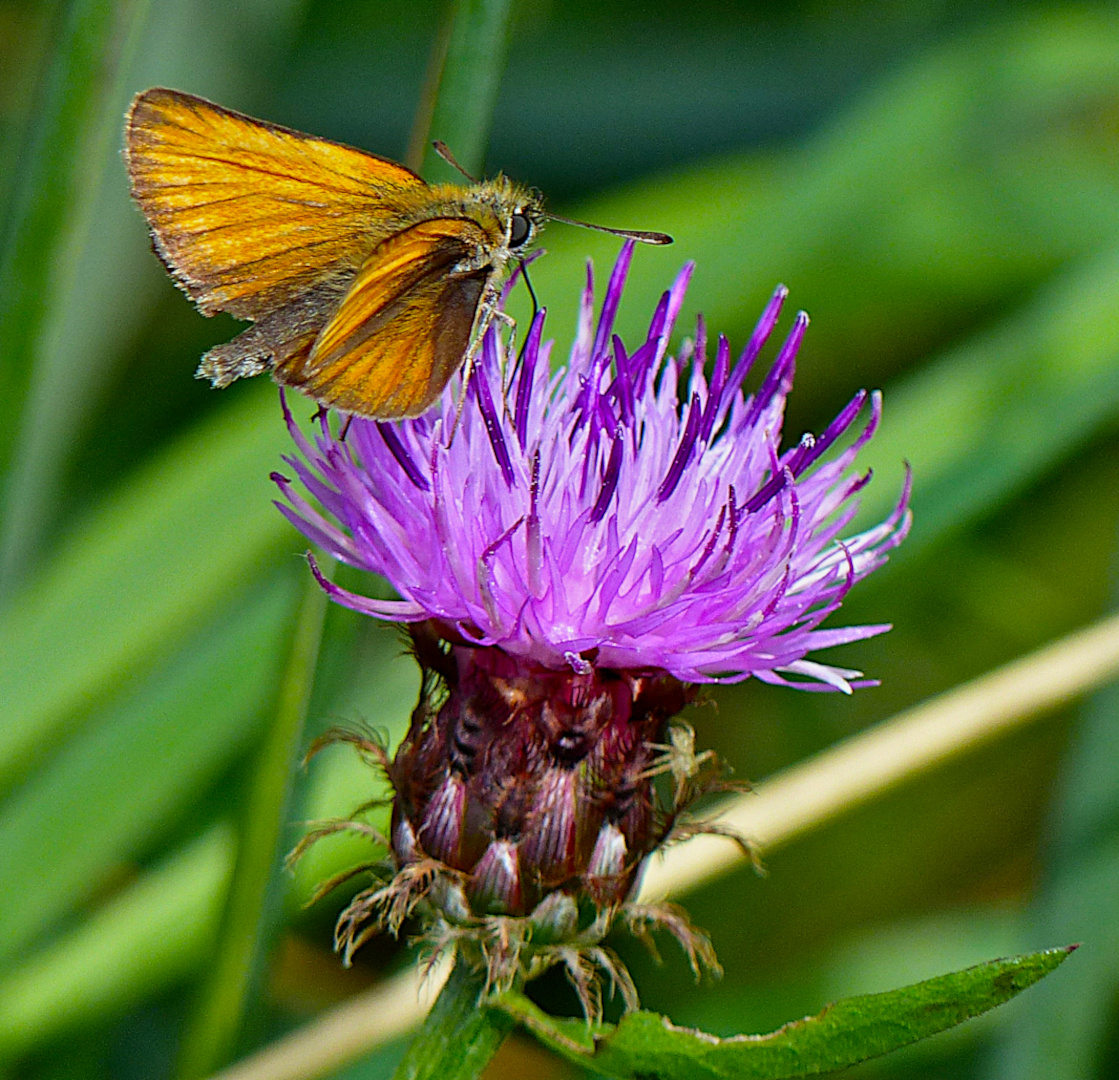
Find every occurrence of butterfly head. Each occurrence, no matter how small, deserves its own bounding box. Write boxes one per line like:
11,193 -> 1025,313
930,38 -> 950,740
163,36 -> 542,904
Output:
465,174 -> 546,262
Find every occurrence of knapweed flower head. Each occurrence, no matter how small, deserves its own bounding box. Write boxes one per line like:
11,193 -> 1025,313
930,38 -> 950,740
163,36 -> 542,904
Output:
278,241 -> 909,692
280,242 -> 909,1011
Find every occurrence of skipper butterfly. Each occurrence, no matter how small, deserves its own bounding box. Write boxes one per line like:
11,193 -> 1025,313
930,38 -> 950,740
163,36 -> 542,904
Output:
125,88 -> 670,420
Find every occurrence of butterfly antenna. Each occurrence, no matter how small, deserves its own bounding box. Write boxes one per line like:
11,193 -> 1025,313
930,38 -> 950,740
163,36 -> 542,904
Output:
544,211 -> 673,246
520,257 -> 540,322
432,140 -> 479,183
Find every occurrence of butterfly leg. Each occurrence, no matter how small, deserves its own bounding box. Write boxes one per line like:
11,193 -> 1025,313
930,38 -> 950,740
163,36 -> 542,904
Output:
447,284 -> 514,443
463,287 -> 516,365
494,308 -> 517,357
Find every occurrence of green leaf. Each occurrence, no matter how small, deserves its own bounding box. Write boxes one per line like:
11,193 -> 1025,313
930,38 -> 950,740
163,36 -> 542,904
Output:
0,572 -> 295,970
852,243 -> 1119,546
0,824 -> 234,1064
984,627 -> 1119,1078
0,0 -> 149,586
0,385 -> 309,795
496,948 -> 1076,1080
175,567 -> 330,1080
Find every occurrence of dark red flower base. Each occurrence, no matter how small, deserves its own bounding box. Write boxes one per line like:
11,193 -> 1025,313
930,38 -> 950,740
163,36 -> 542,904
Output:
294,623 -> 743,1014
389,622 -> 694,918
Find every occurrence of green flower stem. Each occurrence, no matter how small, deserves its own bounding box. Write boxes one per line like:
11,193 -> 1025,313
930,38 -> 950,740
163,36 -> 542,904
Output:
409,0 -> 515,182
174,563 -> 331,1080
392,960 -> 514,1080
0,0 -> 150,597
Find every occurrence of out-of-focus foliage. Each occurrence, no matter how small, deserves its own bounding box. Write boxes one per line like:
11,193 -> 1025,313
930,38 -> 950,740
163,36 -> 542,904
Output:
1,2 -> 1118,1079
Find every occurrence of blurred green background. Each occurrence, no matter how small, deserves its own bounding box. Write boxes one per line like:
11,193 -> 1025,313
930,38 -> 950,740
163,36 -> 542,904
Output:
2,1 -> 1119,1078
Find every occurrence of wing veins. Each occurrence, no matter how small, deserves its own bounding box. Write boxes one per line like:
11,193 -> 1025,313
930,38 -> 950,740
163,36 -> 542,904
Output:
137,150 -> 390,198
142,186 -> 345,214
187,235 -> 358,279
142,102 -> 423,189
167,216 -> 356,241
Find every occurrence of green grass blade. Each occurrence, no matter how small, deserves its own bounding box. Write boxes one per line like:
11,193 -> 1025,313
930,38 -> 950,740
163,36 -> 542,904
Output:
415,0 -> 515,182
498,948 -> 1076,1080
984,624 -> 1119,1078
0,823 -> 234,1064
0,572 -> 296,970
0,0 -> 150,593
0,386 -> 308,795
175,567 -> 329,1080
525,9 -> 1119,374
853,244 -> 1119,547
0,604 -> 419,1061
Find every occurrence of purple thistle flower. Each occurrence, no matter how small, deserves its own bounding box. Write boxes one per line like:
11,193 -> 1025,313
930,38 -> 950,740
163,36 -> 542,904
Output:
283,244 -> 910,1008
276,241 -> 910,693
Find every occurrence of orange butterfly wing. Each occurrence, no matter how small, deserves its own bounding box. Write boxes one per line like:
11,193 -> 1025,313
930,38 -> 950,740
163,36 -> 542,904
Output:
125,87 -> 426,318
277,218 -> 496,419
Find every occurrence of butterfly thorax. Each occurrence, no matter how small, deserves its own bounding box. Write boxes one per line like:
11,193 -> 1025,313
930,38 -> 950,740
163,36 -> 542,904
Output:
388,176 -> 545,274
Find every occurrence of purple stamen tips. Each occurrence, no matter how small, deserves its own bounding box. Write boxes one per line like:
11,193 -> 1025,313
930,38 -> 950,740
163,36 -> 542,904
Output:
590,431 -> 624,524
727,284 -> 787,396
657,391 -> 703,503
514,309 -> 546,449
474,331 -> 515,486
526,450 -> 543,598
698,334 -> 731,446
377,422 -> 429,491
592,239 -> 635,362
610,335 -> 636,425
276,247 -> 906,688
306,550 -> 331,589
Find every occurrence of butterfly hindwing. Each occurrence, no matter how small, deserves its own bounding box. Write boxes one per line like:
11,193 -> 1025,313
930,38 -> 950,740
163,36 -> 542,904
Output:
125,87 -> 426,318
278,217 -> 496,419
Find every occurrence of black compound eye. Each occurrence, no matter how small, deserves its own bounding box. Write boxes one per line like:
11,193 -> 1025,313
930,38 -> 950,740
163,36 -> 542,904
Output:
509,212 -> 532,248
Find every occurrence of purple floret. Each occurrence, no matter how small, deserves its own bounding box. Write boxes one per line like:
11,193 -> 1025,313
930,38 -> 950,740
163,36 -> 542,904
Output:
275,242 -> 910,690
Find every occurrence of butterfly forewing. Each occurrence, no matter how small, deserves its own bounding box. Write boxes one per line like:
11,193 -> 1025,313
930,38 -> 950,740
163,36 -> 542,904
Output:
125,88 -> 426,318
282,218 -> 494,418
